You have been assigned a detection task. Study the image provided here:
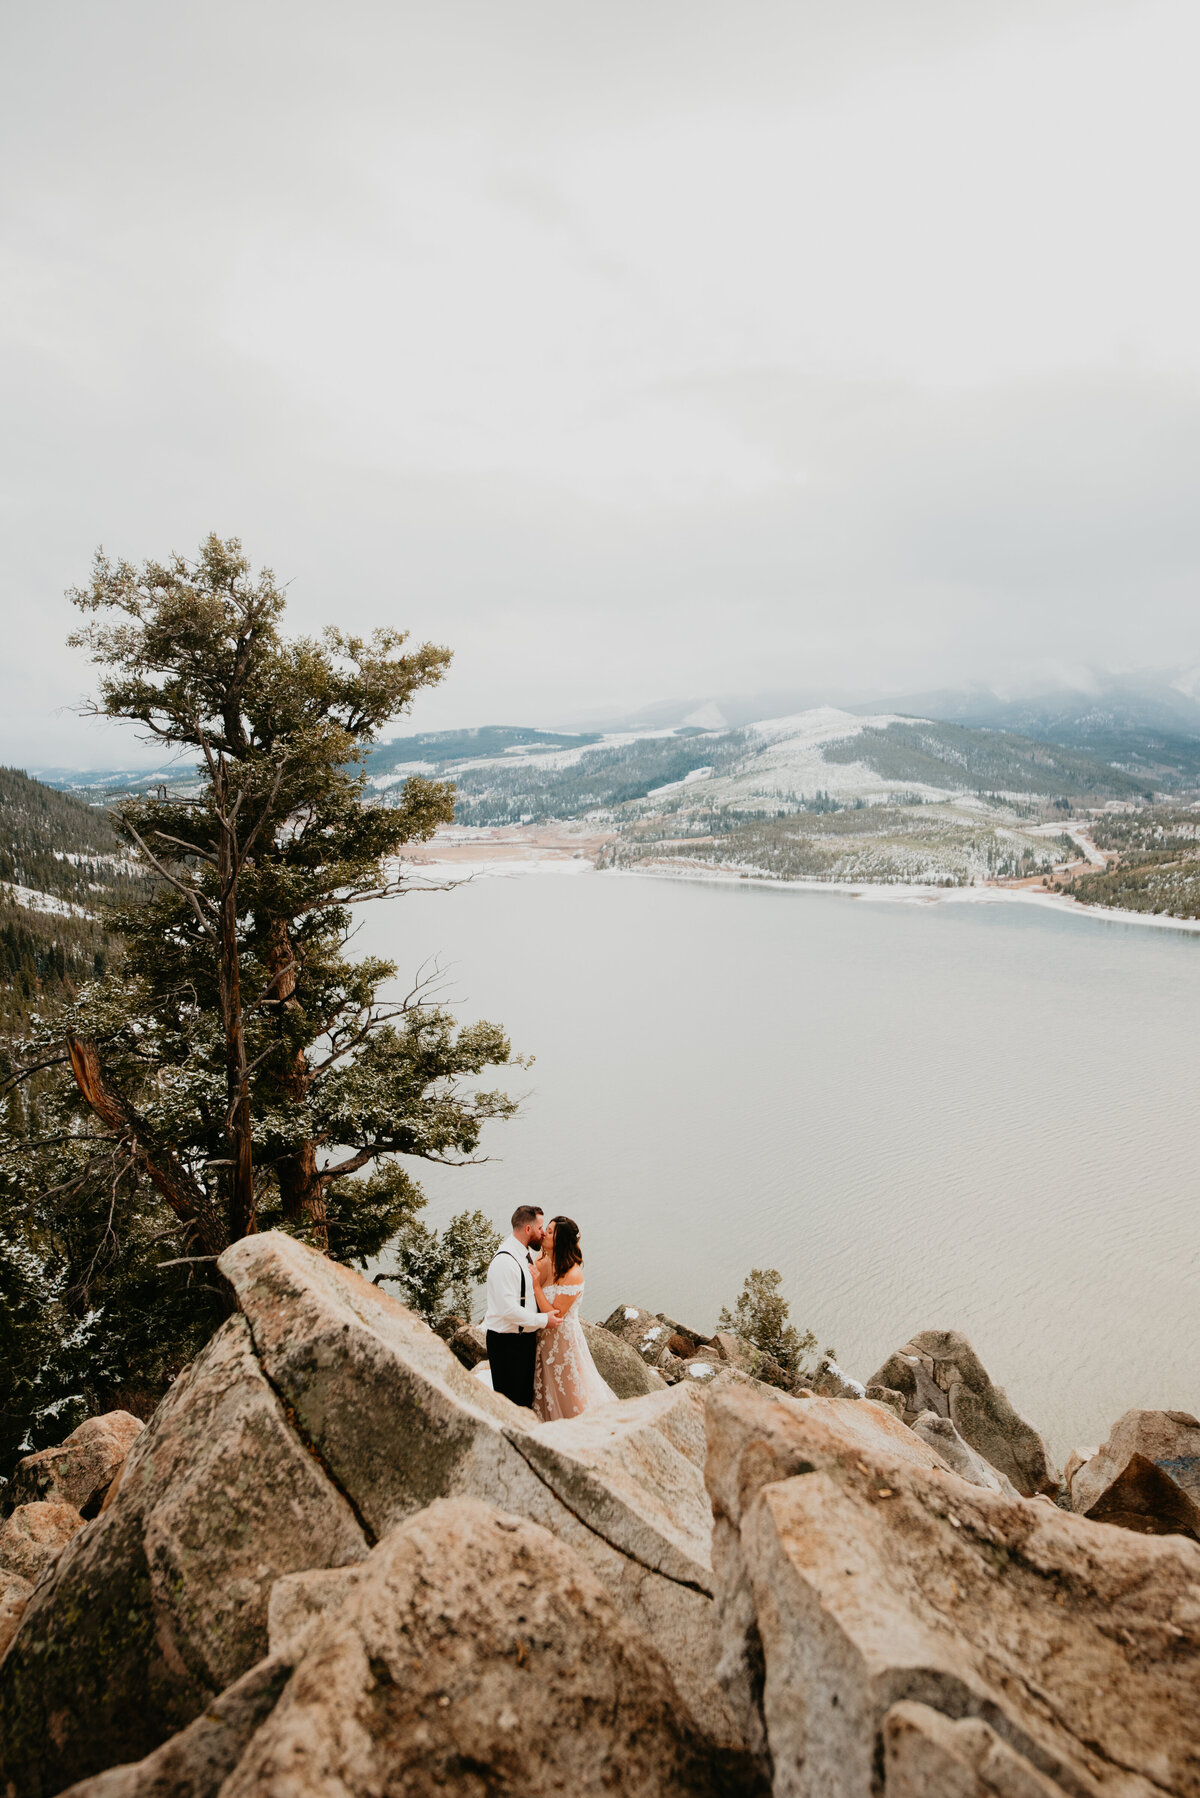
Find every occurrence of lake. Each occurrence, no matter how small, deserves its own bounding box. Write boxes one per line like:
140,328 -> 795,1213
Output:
354,866 -> 1200,1460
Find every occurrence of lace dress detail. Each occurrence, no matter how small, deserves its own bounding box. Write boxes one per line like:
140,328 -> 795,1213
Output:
533,1280 -> 617,1421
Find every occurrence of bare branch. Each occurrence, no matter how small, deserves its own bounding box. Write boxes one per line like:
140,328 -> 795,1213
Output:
0,1051 -> 70,1093
122,815 -> 217,940
235,756 -> 289,871
148,829 -> 219,865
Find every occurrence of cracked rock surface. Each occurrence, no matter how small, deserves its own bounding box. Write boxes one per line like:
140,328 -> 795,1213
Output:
224,1496 -> 757,1798
0,1313 -> 368,1798
868,1328 -> 1057,1496
705,1383 -> 1200,1798
217,1232 -> 739,1742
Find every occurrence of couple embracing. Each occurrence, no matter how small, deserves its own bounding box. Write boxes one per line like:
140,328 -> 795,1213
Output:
483,1205 -> 615,1420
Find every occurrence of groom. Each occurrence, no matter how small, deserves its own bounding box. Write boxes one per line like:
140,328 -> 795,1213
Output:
483,1204 -> 561,1408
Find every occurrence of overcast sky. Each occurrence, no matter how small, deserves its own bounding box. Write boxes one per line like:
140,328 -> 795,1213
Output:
5,1 -> 1200,766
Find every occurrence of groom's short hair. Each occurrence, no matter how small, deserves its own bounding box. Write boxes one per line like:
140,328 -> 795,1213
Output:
511,1205 -> 543,1230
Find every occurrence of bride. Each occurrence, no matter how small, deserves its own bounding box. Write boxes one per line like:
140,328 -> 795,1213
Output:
530,1216 -> 615,1420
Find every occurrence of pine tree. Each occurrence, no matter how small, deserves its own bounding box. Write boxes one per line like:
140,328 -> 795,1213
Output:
718,1268 -> 816,1375
0,536 -> 516,1467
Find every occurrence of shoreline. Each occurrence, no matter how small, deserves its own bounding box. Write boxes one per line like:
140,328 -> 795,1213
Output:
405,839 -> 1200,935
606,863 -> 1200,933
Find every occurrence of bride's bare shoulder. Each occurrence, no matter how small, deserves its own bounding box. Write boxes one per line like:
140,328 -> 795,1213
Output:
560,1263 -> 585,1286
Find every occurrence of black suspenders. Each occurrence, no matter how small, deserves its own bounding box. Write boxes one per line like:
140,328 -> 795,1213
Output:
498,1250 -> 529,1331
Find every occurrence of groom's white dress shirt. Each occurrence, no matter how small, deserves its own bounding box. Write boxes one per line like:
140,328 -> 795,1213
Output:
483,1236 -> 549,1335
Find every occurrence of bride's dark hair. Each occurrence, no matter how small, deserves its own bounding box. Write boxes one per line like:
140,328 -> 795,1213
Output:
550,1215 -> 583,1283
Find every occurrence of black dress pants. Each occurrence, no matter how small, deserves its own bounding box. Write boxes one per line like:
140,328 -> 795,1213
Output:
487,1329 -> 538,1408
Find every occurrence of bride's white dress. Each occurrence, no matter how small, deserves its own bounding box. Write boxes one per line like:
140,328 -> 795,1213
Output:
533,1281 -> 616,1421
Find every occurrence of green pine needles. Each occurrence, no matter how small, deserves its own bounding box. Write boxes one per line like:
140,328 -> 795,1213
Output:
718,1267 -> 818,1376
0,536 -> 523,1474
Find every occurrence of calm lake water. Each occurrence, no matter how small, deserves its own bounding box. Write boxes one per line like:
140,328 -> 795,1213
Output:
355,868 -> 1200,1460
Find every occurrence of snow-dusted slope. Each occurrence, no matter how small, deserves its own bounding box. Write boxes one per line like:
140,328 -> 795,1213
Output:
709,708 -> 946,807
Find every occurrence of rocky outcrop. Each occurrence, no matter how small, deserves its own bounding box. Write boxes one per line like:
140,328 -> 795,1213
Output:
705,1383 -> 949,1767
583,1319 -> 669,1397
218,1231 -> 533,1533
63,1497 -> 756,1798
657,1312 -> 717,1354
868,1329 -> 1057,1496
0,1500 -> 84,1582
518,1385 -> 712,1588
1068,1408 -> 1200,1538
7,1411 -> 143,1516
706,1383 -> 1200,1797
0,1313 -> 369,1798
225,1497 -> 750,1798
602,1307 -> 791,1392
13,1242 -> 1191,1798
216,1233 -> 740,1744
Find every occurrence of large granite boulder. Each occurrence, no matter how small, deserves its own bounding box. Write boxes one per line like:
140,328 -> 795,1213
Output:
1068,1408 -> 1200,1539
517,1385 -> 712,1588
600,1303 -> 677,1367
0,1313 -> 369,1798
0,1500 -> 84,1582
223,1497 -> 749,1798
705,1384 -> 949,1768
868,1328 -> 1057,1496
446,1319 -> 488,1370
217,1233 -> 744,1749
7,1412 -> 144,1516
706,1383 -> 1200,1797
582,1319 -> 669,1397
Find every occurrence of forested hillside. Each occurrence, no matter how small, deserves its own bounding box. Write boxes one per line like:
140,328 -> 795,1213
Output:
362,711 -> 1150,831
823,720 -> 1148,800
0,768 -> 143,1029
1065,805 -> 1200,918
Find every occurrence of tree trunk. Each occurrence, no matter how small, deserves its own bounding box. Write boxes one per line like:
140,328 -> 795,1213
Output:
66,1035 -> 227,1258
266,919 -> 329,1252
217,768 -> 256,1240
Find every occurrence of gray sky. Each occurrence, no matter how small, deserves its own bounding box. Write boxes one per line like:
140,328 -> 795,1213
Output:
5,1 -> 1200,766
